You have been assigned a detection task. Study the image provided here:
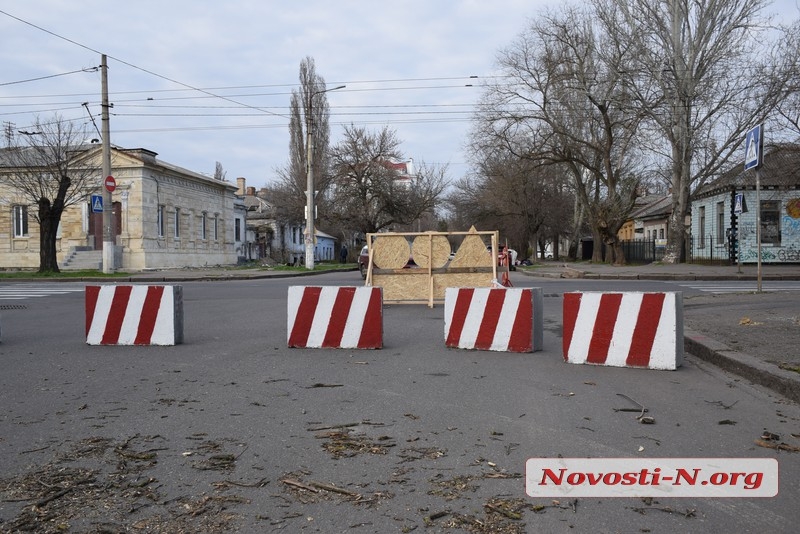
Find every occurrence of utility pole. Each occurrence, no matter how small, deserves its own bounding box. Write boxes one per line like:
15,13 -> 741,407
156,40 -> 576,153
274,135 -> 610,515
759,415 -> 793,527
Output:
304,84 -> 345,270
101,54 -> 114,273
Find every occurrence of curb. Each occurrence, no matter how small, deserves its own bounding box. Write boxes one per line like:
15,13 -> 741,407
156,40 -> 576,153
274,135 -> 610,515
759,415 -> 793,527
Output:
0,267 -> 358,284
520,269 -> 800,282
684,328 -> 800,404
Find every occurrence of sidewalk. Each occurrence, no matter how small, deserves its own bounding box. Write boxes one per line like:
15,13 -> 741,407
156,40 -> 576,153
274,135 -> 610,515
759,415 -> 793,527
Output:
521,261 -> 800,403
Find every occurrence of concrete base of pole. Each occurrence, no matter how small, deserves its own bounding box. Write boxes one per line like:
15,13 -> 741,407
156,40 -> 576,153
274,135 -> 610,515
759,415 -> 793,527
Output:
102,241 -> 115,274
304,240 -> 315,270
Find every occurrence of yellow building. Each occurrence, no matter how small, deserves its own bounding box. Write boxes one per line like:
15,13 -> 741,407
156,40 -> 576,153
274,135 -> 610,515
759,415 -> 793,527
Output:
0,146 -> 239,270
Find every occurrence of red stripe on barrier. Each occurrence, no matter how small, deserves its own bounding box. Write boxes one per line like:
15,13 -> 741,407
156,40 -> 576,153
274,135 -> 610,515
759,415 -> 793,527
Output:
358,287 -> 383,349
101,286 -> 133,345
587,293 -> 623,364
85,286 -> 100,337
288,287 -> 322,347
446,288 -> 475,347
474,289 -> 506,350
322,287 -> 355,348
626,293 -> 666,367
508,289 -> 532,352
562,293 -> 580,360
134,286 -> 165,345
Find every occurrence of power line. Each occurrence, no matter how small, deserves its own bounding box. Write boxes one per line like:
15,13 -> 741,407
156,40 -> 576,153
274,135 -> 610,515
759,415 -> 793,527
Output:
0,67 -> 100,87
0,8 -> 290,120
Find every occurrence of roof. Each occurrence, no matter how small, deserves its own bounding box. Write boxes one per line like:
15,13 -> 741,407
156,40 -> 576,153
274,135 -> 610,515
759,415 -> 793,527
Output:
694,143 -> 800,199
631,194 -> 672,220
1,144 -> 238,192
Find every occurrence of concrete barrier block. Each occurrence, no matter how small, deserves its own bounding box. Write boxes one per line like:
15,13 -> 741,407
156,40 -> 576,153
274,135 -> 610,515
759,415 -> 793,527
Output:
287,286 -> 383,349
444,287 -> 543,353
86,285 -> 183,345
563,291 -> 683,370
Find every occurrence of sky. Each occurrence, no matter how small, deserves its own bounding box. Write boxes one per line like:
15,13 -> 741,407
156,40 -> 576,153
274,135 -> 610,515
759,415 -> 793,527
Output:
1,1 -> 798,191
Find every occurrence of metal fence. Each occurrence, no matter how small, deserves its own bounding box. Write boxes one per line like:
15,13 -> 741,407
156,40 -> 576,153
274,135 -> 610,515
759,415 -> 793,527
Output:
620,237 -> 733,265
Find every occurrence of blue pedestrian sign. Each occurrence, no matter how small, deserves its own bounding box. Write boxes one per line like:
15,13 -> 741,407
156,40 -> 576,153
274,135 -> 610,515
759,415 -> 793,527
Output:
91,194 -> 103,213
733,193 -> 747,214
744,124 -> 763,170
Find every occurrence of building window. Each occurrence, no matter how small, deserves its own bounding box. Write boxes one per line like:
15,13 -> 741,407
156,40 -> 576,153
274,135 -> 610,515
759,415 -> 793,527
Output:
157,205 -> 165,237
214,216 -> 219,240
698,206 -> 706,248
659,228 -> 664,239
174,208 -> 181,238
760,200 -> 781,246
235,218 -> 241,242
201,212 -> 207,240
13,205 -> 28,237
716,201 -> 725,244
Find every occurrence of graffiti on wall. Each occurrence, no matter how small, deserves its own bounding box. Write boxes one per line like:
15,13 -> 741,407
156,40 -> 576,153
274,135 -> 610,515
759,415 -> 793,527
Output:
786,198 -> 800,219
783,215 -> 800,237
741,246 -> 800,262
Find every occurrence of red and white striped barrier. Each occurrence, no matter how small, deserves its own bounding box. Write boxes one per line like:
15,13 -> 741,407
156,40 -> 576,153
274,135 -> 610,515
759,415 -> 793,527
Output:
86,285 -> 184,345
562,292 -> 683,370
444,287 -> 543,353
287,286 -> 383,349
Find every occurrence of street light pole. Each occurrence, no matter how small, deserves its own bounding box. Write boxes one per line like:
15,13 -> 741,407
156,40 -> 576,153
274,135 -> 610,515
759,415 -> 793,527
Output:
304,84 -> 345,270
100,54 -> 114,274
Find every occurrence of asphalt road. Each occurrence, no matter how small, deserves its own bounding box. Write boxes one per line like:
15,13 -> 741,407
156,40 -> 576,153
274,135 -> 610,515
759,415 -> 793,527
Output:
1,273 -> 798,533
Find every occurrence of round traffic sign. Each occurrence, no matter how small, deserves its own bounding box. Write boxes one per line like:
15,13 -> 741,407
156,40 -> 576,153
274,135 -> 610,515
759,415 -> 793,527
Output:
104,175 -> 116,192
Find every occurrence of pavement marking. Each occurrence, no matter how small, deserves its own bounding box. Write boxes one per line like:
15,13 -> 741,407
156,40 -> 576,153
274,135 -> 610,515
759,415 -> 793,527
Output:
0,284 -> 85,301
677,282 -> 800,293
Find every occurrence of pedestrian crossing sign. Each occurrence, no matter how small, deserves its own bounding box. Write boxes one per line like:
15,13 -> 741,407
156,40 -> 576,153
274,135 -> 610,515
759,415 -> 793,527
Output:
91,194 -> 103,213
734,193 -> 747,214
744,124 -> 763,170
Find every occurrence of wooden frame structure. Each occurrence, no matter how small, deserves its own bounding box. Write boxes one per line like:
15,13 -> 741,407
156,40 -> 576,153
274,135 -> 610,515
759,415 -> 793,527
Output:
364,227 -> 501,307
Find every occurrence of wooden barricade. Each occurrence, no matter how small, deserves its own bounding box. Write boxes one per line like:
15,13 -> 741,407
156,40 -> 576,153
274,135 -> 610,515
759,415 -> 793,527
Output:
364,227 -> 502,306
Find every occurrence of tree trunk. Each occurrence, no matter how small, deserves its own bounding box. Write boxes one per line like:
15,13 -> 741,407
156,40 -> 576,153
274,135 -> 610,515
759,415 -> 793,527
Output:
663,180 -> 691,264
38,204 -> 61,273
591,227 -> 603,263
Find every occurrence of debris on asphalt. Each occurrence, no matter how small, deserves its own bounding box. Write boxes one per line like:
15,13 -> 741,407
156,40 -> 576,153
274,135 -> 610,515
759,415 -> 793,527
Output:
428,474 -> 478,501
423,509 -> 450,525
615,393 -> 655,424
755,439 -> 800,452
315,428 -> 395,459
398,446 -> 447,462
739,316 -> 764,326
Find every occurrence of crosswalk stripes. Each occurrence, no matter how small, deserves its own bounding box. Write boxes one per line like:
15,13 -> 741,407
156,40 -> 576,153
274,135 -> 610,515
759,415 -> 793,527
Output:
0,284 -> 85,301
675,281 -> 800,294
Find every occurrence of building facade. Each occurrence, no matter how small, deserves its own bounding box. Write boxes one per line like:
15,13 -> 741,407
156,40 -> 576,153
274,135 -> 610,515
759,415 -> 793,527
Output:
0,146 -> 239,270
691,144 -> 800,264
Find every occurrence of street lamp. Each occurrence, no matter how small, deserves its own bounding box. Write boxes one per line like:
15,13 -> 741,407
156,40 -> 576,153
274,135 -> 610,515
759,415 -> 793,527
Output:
305,84 -> 345,270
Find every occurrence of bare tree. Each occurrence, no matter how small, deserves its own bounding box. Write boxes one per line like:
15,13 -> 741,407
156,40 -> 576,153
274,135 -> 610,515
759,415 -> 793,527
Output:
326,124 -> 447,236
1,115 -> 98,272
272,57 -> 333,226
774,19 -> 800,138
475,5 -> 644,264
213,161 -> 227,181
449,144 -> 570,259
597,0 -> 798,262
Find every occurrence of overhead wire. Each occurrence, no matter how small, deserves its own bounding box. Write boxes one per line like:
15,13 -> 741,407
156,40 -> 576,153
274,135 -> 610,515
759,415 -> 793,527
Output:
0,9 -> 494,143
